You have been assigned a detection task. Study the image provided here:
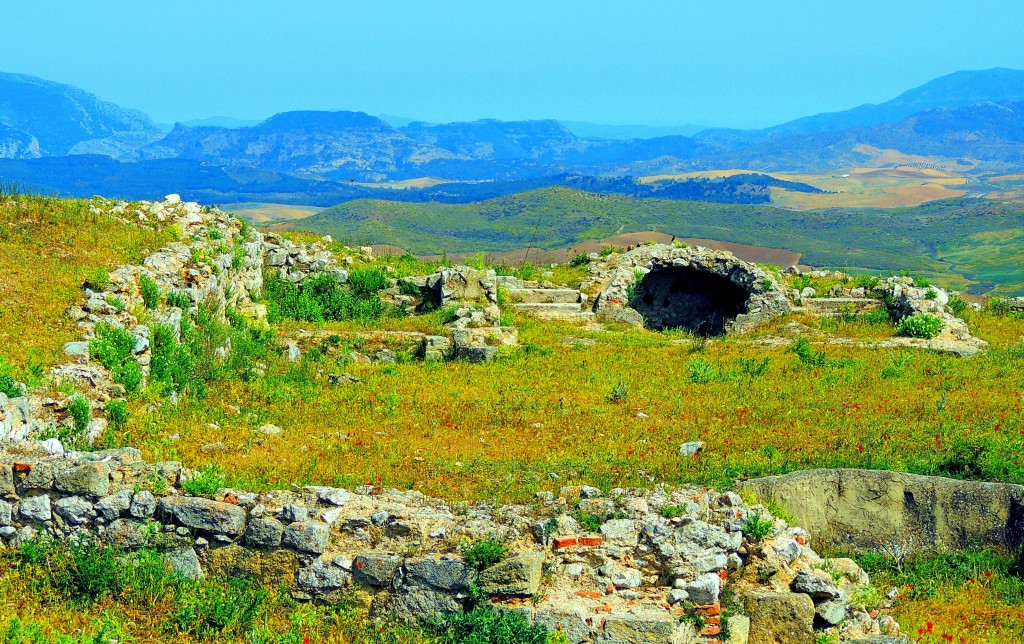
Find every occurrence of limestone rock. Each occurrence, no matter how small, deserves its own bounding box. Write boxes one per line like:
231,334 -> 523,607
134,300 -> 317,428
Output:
282,520 -> 330,554
479,552 -> 544,597
744,591 -> 815,644
245,517 -> 285,548
353,553 -> 403,587
54,463 -> 110,498
404,554 -> 474,592
158,496 -> 247,536
19,495 -> 51,522
167,547 -> 204,580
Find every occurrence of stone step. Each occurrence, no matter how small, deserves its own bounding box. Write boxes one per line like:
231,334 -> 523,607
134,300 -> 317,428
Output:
513,302 -> 594,321
802,298 -> 883,315
508,288 -> 582,304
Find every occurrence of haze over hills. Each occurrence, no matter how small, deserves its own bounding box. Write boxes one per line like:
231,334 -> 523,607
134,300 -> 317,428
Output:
4,67 -> 1024,214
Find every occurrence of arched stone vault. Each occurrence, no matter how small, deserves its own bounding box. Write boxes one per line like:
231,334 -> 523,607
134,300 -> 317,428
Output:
592,244 -> 791,335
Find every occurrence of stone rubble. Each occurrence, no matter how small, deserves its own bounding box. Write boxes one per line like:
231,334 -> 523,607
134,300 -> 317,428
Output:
0,445 -> 907,643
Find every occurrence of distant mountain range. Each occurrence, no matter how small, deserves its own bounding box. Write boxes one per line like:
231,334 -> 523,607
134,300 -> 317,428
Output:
4,68 -> 1024,200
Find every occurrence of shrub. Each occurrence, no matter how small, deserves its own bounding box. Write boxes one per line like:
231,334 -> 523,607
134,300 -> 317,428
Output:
88,323 -> 142,394
139,274 -> 161,309
168,577 -> 267,639
660,505 -> 689,519
106,399 -> 129,430
68,395 -> 91,434
166,290 -> 191,309
948,292 -> 969,316
461,536 -> 507,571
606,374 -> 628,402
208,228 -> 223,240
569,253 -> 590,267
347,267 -> 391,297
181,465 -> 227,496
687,357 -> 719,384
0,368 -> 21,397
792,337 -> 827,367
425,604 -> 549,644
912,275 -> 931,288
742,512 -> 774,541
896,313 -> 944,339
83,267 -> 110,291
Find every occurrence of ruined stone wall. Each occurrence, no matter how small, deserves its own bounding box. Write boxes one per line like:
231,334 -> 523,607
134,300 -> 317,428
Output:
0,445 -> 906,643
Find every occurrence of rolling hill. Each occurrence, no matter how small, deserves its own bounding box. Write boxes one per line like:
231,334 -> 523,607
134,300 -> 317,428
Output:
288,186 -> 1024,295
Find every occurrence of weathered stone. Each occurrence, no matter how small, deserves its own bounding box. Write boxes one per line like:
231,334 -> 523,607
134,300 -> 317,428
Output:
534,607 -> 591,644
62,341 -> 90,358
54,496 -> 94,525
158,496 -> 247,536
815,598 -> 847,626
378,589 -> 462,617
727,615 -> 751,644
791,571 -> 840,599
167,547 -> 204,580
257,423 -> 284,437
0,465 -> 13,497
204,544 -> 299,586
353,553 -> 403,587
130,490 -> 157,518
95,489 -> 133,521
281,503 -> 307,523
744,591 -> 815,644
244,517 -> 285,548
611,567 -> 643,589
686,573 -> 720,606
107,519 -> 151,549
54,463 -> 110,498
679,441 -> 704,457
479,552 -> 544,596
282,520 -> 330,554
298,557 -> 348,593
19,495 -> 51,522
596,613 -> 694,643
742,469 -> 1024,553
600,518 -> 639,546
404,554 -> 474,592
0,500 -> 12,526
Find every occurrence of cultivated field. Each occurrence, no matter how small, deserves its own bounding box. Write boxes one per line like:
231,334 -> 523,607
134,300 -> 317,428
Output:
221,202 -> 323,224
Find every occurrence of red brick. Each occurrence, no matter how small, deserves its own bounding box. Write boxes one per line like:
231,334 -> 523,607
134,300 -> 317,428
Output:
553,537 -> 578,549
697,602 -> 720,616
718,569 -> 729,580
575,591 -> 602,599
701,625 -> 721,636
579,536 -> 604,547
594,605 -> 612,613
13,462 -> 30,473
705,616 -> 721,626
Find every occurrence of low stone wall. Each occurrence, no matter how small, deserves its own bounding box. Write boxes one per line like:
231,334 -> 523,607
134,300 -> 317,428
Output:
0,445 -> 907,643
741,469 -> 1024,553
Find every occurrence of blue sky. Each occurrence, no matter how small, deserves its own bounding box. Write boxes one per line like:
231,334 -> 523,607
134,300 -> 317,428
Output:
4,1 -> 1024,128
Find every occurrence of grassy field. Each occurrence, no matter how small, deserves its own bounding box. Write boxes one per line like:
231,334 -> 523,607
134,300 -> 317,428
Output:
3,194 -> 1024,641
0,190 -> 176,368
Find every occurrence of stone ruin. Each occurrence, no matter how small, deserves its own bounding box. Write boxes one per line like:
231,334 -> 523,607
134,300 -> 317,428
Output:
588,245 -> 792,335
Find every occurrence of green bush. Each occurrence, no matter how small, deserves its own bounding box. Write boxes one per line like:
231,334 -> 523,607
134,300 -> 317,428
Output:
88,323 -> 142,394
168,577 -> 267,639
792,337 -> 828,366
165,290 -> 191,309
139,274 -> 161,309
0,367 -> 21,397
347,267 -> 391,297
68,396 -> 91,434
569,253 -> 590,267
687,357 -> 719,384
106,400 -> 129,431
659,505 -> 689,519
742,512 -> 774,541
425,604 -> 550,644
896,313 -> 944,339
948,292 -> 969,316
461,536 -> 507,571
264,273 -> 390,324
181,465 -> 227,496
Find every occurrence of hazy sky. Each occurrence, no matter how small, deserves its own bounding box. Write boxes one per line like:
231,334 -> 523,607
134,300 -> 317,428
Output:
4,1 -> 1024,128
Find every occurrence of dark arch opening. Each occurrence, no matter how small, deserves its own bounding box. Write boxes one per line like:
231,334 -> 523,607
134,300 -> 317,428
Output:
630,266 -> 751,336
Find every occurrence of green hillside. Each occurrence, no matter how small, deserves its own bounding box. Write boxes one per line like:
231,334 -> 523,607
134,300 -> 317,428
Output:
291,187 -> 1024,295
